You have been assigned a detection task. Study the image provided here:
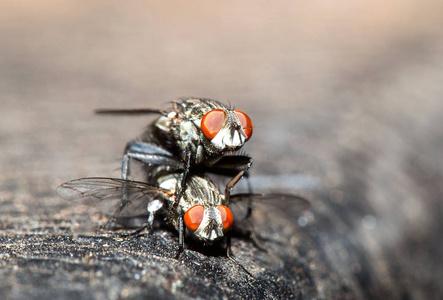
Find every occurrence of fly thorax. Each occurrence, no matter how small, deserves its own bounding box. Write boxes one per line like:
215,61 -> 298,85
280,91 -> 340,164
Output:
176,120 -> 199,156
194,207 -> 224,241
179,120 -> 198,139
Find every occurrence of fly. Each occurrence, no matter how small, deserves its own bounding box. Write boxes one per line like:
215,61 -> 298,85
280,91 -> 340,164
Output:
95,97 -> 255,254
95,97 -> 253,168
57,174 -> 310,276
95,97 -> 254,198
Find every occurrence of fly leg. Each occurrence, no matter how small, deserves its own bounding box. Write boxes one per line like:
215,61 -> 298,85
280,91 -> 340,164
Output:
174,148 -> 192,257
229,166 -> 268,252
224,159 -> 252,204
173,148 -> 192,210
119,147 -> 141,219
233,219 -> 269,253
111,141 -> 181,227
120,226 -> 148,239
244,171 -> 254,220
225,234 -> 254,278
245,228 -> 269,253
225,234 -> 233,257
99,154 -> 133,229
121,140 -> 182,180
120,199 -> 163,239
175,211 -> 185,259
240,171 -> 263,250
102,151 -> 137,228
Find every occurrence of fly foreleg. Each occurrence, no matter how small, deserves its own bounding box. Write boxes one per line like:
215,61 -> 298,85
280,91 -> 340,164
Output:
244,171 -> 254,220
172,148 -> 192,210
224,159 -> 253,204
172,149 -> 193,257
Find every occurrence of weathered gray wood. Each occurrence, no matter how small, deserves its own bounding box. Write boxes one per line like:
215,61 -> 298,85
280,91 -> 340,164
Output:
1,2 -> 443,299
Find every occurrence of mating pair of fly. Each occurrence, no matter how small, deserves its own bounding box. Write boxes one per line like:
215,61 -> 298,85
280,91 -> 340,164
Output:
58,97 -> 308,270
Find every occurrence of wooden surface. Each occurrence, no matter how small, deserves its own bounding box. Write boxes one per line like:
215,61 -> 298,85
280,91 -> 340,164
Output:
1,2 -> 443,299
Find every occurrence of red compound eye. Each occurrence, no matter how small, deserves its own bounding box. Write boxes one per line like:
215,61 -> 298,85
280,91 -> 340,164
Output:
217,205 -> 234,230
184,205 -> 204,231
234,110 -> 253,140
201,109 -> 226,140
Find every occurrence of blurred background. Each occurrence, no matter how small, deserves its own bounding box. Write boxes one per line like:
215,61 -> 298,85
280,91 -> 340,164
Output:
1,1 -> 443,299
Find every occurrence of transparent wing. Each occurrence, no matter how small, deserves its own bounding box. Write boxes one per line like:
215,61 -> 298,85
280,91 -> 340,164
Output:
231,193 -> 310,208
230,192 -> 311,222
57,177 -> 172,218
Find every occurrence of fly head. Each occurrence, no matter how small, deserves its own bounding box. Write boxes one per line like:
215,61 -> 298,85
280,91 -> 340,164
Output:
183,204 -> 234,242
199,107 -> 253,153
